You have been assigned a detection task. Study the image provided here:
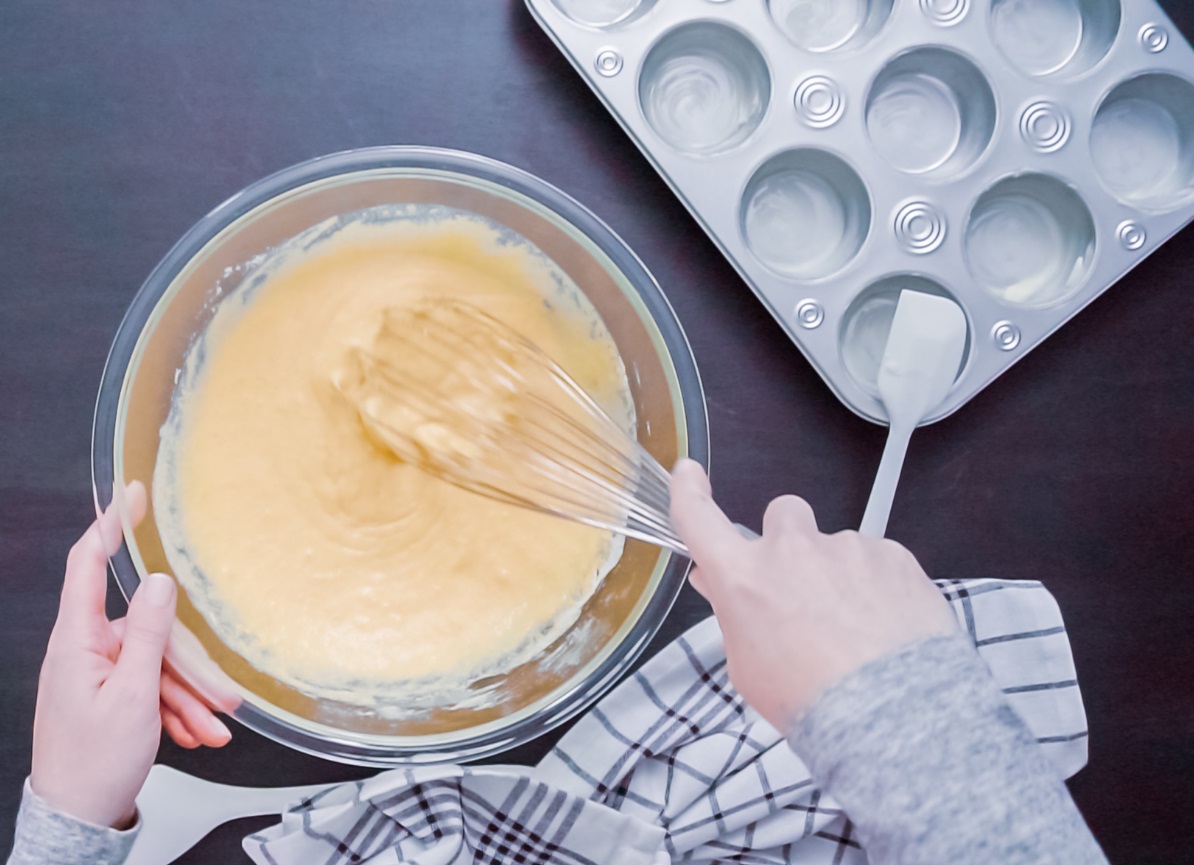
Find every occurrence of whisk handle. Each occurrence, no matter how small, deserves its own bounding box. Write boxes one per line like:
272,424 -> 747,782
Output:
666,522 -> 755,558
734,523 -> 759,541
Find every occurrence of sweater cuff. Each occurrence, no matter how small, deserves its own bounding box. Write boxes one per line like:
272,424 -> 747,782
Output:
786,633 -> 1103,865
8,779 -> 139,865
787,632 -> 1015,771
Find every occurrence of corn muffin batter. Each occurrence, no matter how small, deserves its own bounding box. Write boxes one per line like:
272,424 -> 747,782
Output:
154,207 -> 632,705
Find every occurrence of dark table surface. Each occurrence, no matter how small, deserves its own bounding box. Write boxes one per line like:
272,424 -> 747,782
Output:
2,1 -> 1192,862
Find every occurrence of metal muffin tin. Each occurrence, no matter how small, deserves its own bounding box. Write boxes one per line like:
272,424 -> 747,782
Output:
526,0 -> 1194,423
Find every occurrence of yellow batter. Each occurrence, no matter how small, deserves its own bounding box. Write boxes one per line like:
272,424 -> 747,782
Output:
154,208 -> 632,704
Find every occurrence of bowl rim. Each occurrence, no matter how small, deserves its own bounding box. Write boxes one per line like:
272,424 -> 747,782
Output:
91,145 -> 710,764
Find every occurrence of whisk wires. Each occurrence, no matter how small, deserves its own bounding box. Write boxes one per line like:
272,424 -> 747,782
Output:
334,300 -> 687,555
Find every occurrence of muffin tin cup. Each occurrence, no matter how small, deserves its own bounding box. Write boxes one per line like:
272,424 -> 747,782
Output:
638,22 -> 771,155
865,47 -> 997,178
549,0 -> 658,29
527,0 -> 1194,424
964,173 -> 1097,308
768,0 -> 895,53
740,148 -> 872,279
990,0 -> 1121,79
1091,72 -> 1194,211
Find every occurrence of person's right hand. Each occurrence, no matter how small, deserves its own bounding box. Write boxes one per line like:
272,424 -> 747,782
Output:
669,460 -> 957,734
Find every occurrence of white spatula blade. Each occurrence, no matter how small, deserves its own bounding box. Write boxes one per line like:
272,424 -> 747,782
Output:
876,290 -> 968,428
861,290 -> 968,537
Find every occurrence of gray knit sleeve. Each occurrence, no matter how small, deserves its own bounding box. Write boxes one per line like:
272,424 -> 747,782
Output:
6,779 -> 138,865
787,632 -> 1106,865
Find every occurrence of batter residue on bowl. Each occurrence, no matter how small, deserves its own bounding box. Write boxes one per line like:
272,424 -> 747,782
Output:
153,206 -> 633,708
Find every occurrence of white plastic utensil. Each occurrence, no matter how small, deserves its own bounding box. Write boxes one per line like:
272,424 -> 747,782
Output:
859,290 -> 968,538
125,765 -> 332,865
125,763 -> 534,864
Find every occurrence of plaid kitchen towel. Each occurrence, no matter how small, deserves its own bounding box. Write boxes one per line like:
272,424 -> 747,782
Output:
244,579 -> 1088,865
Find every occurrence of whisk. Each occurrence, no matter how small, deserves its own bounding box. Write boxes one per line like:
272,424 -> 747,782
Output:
333,299 -> 689,555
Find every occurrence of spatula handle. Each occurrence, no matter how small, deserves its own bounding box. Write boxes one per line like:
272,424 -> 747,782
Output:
214,781 -> 334,817
860,422 -> 914,539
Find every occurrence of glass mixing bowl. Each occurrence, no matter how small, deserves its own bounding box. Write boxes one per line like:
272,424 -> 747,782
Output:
91,146 -> 707,765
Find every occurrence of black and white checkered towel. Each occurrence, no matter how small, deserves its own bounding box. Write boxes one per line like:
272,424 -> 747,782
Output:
244,578 -> 1088,865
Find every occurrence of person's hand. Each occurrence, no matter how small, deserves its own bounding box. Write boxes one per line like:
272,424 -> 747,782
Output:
670,460 -> 957,734
30,482 -> 233,830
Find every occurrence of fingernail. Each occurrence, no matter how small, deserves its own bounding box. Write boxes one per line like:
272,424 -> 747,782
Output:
209,715 -> 232,741
143,573 -> 176,608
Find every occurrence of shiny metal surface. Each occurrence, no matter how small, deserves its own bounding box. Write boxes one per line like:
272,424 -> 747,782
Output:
524,0 -> 1194,424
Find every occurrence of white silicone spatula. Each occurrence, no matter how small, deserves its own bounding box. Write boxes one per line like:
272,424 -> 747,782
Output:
125,763 -> 532,865
859,290 -> 968,538
124,765 -> 332,865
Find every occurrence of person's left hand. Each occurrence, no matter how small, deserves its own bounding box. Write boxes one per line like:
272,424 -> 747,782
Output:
30,482 -> 234,830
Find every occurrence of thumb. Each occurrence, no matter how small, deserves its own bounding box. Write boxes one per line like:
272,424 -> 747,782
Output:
670,460 -> 744,573
110,573 -> 176,696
